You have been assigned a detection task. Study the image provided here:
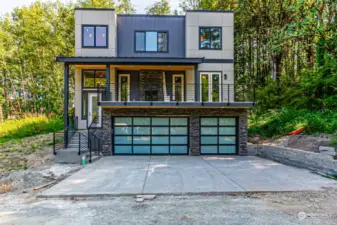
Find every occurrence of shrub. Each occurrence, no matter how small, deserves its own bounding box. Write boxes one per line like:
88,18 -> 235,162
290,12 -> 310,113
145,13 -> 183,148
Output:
249,108 -> 337,138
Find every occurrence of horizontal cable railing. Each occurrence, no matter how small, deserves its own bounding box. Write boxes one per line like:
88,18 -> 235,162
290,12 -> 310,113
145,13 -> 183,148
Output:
97,83 -> 255,103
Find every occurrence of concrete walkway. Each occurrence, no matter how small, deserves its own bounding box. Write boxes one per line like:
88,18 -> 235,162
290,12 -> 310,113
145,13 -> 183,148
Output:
40,156 -> 337,197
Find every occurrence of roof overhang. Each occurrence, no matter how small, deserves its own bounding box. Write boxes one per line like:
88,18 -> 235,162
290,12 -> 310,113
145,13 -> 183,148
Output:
56,56 -> 204,65
56,57 -> 234,65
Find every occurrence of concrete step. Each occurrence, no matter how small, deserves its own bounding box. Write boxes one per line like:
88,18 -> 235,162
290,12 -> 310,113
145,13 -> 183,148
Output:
55,149 -> 81,164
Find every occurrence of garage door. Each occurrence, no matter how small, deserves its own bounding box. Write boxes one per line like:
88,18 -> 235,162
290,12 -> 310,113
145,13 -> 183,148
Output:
113,117 -> 189,155
200,117 -> 237,154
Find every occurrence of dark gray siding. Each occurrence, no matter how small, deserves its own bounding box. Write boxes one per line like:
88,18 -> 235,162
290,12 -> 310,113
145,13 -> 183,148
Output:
117,15 -> 185,57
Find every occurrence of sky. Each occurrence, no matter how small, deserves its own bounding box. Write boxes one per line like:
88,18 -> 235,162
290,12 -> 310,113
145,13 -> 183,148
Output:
0,0 -> 180,15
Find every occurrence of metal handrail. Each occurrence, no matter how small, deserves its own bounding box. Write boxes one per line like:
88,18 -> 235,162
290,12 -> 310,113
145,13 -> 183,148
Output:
97,83 -> 255,103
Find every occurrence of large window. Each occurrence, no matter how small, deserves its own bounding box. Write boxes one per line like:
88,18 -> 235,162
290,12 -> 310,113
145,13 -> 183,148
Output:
82,25 -> 108,48
83,70 -> 106,88
199,27 -> 222,49
135,31 -> 168,52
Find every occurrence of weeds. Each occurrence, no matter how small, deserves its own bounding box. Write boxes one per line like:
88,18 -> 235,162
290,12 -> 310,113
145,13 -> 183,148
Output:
249,108 -> 337,138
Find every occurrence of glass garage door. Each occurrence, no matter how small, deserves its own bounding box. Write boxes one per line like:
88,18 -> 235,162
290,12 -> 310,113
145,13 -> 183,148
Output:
200,117 -> 237,154
113,117 -> 189,155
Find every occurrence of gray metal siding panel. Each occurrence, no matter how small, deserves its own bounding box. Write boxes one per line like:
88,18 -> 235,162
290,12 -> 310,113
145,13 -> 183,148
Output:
117,16 -> 185,57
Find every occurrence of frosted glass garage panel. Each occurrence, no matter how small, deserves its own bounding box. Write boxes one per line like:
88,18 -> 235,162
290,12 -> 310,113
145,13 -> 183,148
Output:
152,127 -> 169,135
201,146 -> 217,154
152,146 -> 169,154
114,146 -> 132,154
133,136 -> 150,144
219,118 -> 236,126
152,117 -> 169,125
170,146 -> 188,154
219,127 -> 236,135
133,146 -> 150,154
170,127 -> 188,135
170,136 -> 188,145
201,136 -> 217,144
114,136 -> 132,144
133,127 -> 150,135
170,118 -> 188,126
115,127 -> 132,135
114,117 -> 132,126
201,118 -> 218,126
219,136 -> 236,144
201,127 -> 217,135
133,117 -> 150,125
152,136 -> 169,144
219,146 -> 236,154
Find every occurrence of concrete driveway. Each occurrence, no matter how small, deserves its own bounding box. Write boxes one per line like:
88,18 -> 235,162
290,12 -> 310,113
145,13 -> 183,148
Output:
40,156 -> 337,197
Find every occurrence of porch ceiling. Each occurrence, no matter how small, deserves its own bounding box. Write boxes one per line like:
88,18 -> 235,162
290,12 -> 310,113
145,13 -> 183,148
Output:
74,64 -> 194,71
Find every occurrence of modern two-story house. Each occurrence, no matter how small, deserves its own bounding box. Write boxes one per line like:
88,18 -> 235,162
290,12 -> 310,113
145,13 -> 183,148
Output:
57,8 -> 254,157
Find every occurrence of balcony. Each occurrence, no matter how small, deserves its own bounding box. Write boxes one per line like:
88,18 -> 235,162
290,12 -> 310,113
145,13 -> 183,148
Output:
97,83 -> 255,108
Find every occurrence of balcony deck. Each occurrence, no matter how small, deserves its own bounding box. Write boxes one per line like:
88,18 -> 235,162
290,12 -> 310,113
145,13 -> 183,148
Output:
97,83 -> 255,108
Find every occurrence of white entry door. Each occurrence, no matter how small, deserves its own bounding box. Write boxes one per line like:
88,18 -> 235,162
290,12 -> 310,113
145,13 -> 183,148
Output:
88,93 -> 102,127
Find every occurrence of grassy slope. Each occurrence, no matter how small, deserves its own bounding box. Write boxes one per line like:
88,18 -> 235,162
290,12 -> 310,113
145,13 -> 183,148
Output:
0,116 -> 63,143
249,108 -> 337,138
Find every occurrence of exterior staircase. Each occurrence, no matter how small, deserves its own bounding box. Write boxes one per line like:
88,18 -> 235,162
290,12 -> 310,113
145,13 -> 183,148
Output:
54,130 -> 101,164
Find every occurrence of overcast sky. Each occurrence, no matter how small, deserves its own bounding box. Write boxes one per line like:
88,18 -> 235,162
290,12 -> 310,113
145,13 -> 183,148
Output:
0,0 -> 180,15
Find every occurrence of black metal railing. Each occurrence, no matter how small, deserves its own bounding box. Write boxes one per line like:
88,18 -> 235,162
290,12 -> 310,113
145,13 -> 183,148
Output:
87,115 -> 103,162
97,83 -> 255,103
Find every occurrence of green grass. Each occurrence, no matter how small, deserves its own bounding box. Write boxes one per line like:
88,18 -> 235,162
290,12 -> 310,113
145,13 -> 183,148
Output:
249,108 -> 337,138
0,115 -> 63,143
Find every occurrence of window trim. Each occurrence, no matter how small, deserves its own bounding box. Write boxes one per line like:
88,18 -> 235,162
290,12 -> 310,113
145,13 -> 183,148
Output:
82,25 -> 109,48
199,26 -> 222,50
82,69 -> 107,88
134,30 -> 169,53
200,72 -> 222,102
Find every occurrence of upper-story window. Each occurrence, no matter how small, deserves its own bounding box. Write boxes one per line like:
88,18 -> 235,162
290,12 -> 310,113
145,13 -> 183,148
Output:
199,27 -> 222,50
82,25 -> 108,48
135,31 -> 168,52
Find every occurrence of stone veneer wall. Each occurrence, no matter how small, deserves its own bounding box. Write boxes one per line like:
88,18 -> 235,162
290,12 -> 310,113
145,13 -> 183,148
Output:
102,108 -> 248,156
139,71 -> 164,101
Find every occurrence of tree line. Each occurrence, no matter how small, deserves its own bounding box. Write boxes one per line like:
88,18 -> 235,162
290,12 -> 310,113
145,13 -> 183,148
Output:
1,0 -> 336,122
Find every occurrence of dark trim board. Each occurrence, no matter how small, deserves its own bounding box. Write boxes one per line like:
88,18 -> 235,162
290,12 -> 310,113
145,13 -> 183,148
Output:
118,14 -> 185,18
56,57 -> 234,64
56,57 -> 204,64
186,10 -> 234,13
75,8 -> 115,11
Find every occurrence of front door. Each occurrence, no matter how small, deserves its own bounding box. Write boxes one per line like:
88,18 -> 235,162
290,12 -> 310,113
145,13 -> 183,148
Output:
88,93 -> 102,127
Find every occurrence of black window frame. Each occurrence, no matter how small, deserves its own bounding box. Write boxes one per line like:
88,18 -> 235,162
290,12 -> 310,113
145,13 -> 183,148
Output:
82,25 -> 109,48
134,31 -> 169,53
82,69 -> 107,88
199,26 -> 222,50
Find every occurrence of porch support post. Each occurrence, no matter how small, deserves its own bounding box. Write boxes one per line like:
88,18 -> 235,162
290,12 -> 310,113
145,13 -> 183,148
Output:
64,63 -> 69,129
194,64 -> 199,101
105,64 -> 110,100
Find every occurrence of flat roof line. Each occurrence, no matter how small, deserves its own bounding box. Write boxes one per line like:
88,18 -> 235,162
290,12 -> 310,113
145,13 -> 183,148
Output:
75,8 -> 115,11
